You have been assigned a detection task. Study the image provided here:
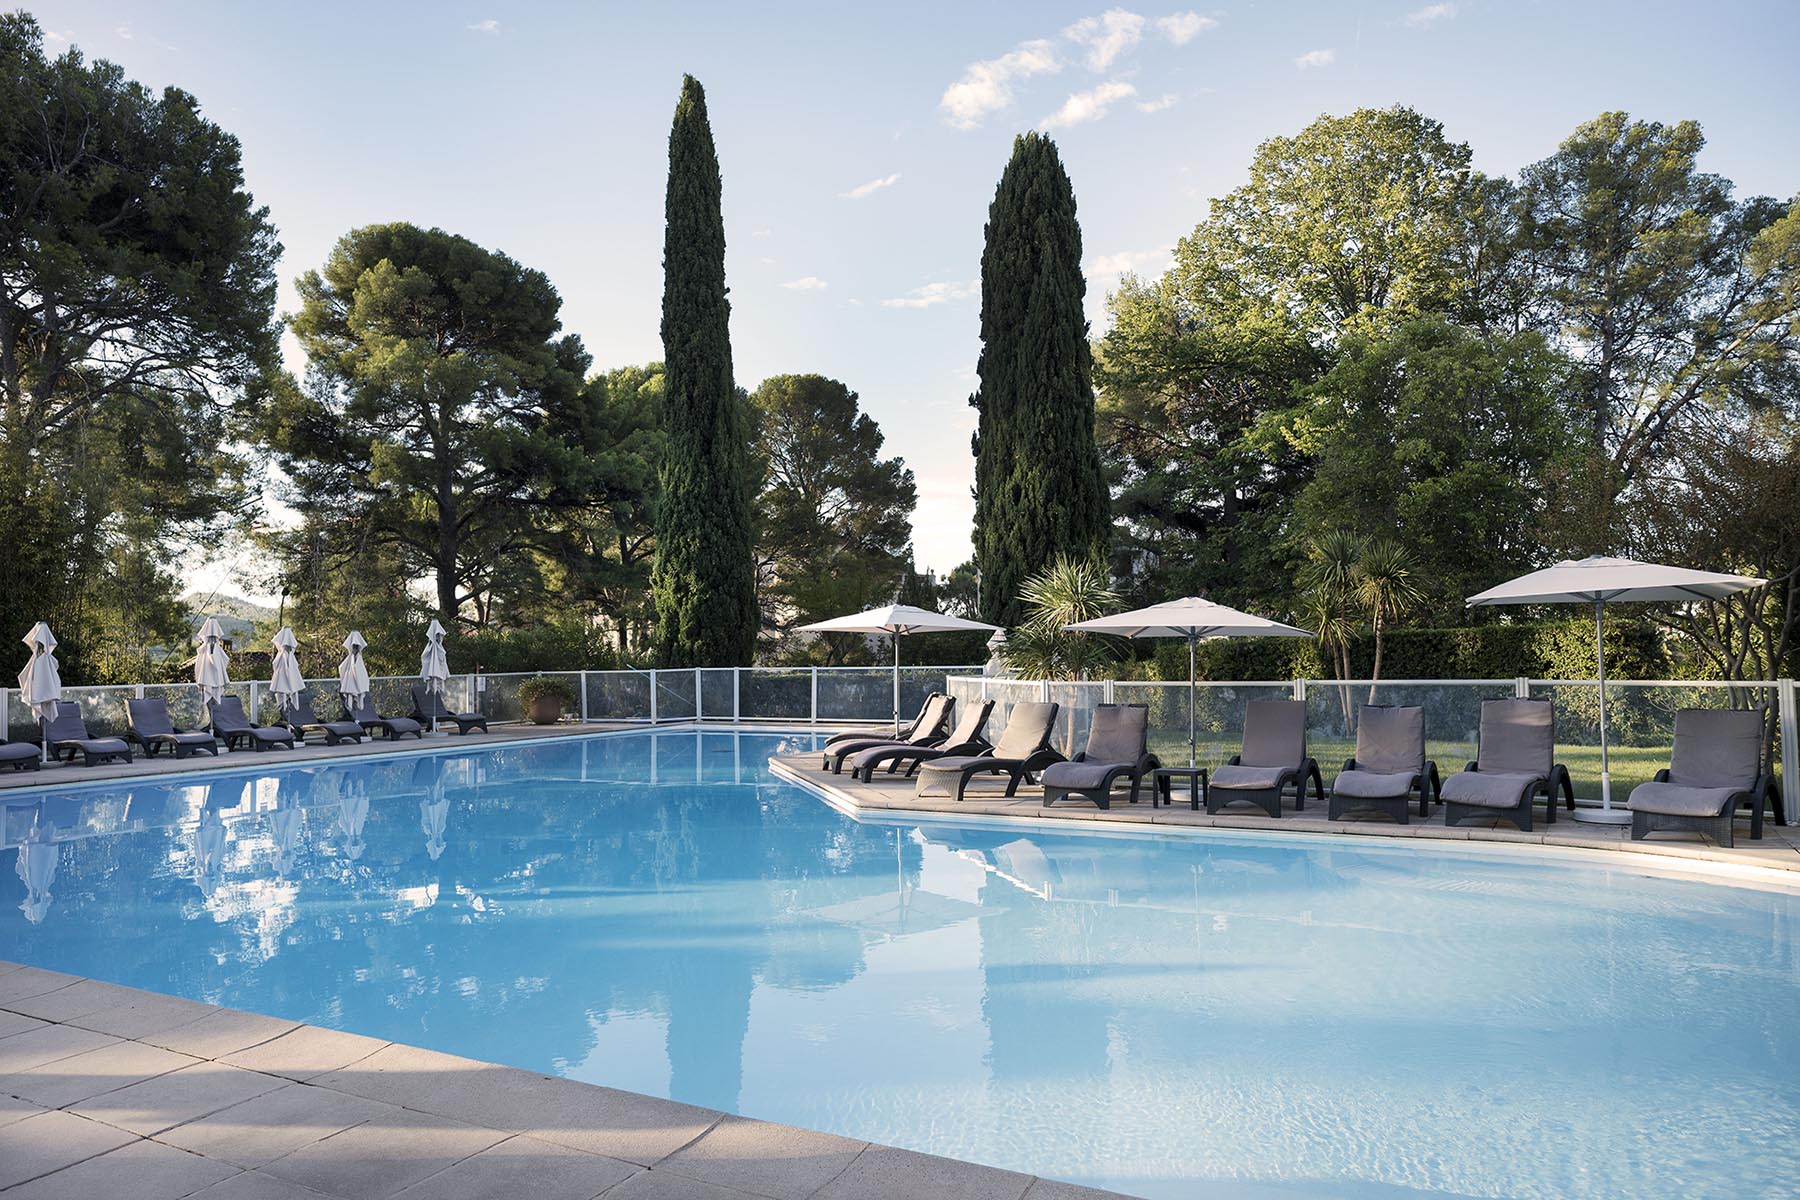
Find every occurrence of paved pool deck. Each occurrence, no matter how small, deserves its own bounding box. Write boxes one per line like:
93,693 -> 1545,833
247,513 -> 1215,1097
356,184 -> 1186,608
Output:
0,960 -> 1124,1200
769,754 -> 1800,883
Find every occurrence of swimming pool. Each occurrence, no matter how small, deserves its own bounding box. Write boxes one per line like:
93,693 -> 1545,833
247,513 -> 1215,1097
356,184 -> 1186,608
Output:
2,729 -> 1797,1198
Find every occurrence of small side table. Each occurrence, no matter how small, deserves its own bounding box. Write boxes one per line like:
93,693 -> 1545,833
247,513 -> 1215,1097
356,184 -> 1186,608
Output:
1153,766 -> 1208,811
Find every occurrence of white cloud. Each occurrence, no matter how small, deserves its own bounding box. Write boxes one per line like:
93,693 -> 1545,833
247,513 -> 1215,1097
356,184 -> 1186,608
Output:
1294,48 -> 1337,69
1040,80 -> 1137,129
44,29 -> 70,43
1404,3 -> 1456,27
1156,12 -> 1218,45
751,228 -> 773,238
882,280 -> 977,309
1137,93 -> 1179,113
757,256 -> 775,265
114,25 -> 133,39
839,173 -> 901,200
467,18 -> 499,33
1064,9 -> 1146,70
782,276 -> 828,291
940,39 -> 1062,129
1087,247 -> 1173,276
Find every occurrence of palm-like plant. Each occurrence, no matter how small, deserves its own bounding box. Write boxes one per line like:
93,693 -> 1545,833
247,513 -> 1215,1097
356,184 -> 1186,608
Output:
1355,536 -> 1424,701
1003,554 -> 1121,680
1299,530 -> 1364,724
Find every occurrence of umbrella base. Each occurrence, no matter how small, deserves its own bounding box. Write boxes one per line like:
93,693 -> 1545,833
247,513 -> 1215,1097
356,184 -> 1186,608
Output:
1572,807 -> 1632,825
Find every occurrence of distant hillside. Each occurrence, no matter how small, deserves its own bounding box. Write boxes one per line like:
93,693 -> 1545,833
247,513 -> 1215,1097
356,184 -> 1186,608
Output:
182,593 -> 278,644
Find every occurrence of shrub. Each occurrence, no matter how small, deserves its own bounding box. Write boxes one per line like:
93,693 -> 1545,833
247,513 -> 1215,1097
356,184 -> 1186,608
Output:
517,676 -> 578,710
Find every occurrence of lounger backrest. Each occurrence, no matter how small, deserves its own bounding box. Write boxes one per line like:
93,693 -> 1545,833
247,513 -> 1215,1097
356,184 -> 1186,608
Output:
1355,705 -> 1425,775
44,702 -> 92,743
413,686 -> 451,719
907,693 -> 954,744
127,698 -> 176,737
1669,707 -> 1764,790
897,693 -> 941,739
1083,704 -> 1148,763
209,695 -> 251,731
1240,700 -> 1305,768
944,699 -> 993,746
347,700 -> 377,723
992,702 -> 1059,759
1475,698 -> 1552,776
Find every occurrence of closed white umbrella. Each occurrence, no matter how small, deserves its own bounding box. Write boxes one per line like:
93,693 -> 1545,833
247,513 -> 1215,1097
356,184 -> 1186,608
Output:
1065,597 -> 1313,768
797,604 -> 1000,734
194,617 -> 231,705
1467,555 -> 1768,823
17,622 -> 62,762
337,630 -> 371,710
269,626 -> 305,712
15,803 -> 61,924
420,619 -> 450,734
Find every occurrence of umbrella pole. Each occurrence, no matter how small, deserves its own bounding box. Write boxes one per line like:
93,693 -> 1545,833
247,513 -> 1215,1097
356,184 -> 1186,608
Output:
893,635 -> 902,736
1574,599 -> 1629,824
1188,635 -> 1198,769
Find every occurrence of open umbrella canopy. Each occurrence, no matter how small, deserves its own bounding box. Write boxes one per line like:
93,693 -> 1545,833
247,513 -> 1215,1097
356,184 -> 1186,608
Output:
420,618 -> 451,689
194,617 -> 231,704
269,626 -> 304,707
337,630 -> 371,707
17,622 -> 62,720
798,605 -> 1000,734
1467,555 -> 1767,822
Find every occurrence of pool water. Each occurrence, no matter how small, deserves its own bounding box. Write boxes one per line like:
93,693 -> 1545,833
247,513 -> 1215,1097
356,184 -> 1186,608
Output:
3,729 -> 1797,1199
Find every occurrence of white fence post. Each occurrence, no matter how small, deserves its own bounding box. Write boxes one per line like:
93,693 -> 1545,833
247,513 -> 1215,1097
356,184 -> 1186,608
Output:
694,668 -> 703,721
1292,679 -> 1307,702
649,669 -> 658,724
1780,679 -> 1798,810
580,671 -> 590,723
1516,676 -> 1531,699
0,689 -> 8,740
733,667 -> 741,722
810,668 -> 819,724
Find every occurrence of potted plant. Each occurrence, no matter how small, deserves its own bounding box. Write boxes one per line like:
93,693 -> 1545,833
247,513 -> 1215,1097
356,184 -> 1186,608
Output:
517,676 -> 577,725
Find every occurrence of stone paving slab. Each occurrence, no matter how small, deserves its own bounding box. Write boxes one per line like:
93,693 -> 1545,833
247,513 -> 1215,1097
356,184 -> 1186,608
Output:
770,755 -> 1800,883
0,959 -> 1135,1198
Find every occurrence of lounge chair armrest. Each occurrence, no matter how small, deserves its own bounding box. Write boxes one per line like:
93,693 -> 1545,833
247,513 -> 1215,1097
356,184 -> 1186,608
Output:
1425,761 -> 1442,803
1652,768 -> 1671,783
1464,759 -> 1479,773
1227,754 -> 1242,767
1552,763 -> 1575,809
1341,757 -> 1357,774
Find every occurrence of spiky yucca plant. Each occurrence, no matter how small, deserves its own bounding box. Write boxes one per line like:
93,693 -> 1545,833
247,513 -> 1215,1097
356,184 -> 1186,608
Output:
1002,554 -> 1121,680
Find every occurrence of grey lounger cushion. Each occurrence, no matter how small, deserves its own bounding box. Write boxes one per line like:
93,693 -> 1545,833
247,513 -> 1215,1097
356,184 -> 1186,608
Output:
0,742 -> 39,762
1628,782 -> 1745,817
1040,760 -> 1119,790
1628,708 -> 1764,817
1210,763 -> 1290,791
1331,769 -> 1420,799
1439,770 -> 1540,809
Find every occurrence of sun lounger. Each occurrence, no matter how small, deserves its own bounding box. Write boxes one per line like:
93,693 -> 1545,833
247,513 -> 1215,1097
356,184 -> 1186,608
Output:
1206,699 -> 1322,817
43,702 -> 133,766
822,693 -> 946,751
283,694 -> 365,744
410,686 -> 488,734
914,701 -> 1064,802
1628,708 -> 1783,848
209,695 -> 296,752
1041,704 -> 1159,810
344,699 -> 424,740
126,697 -> 219,759
1439,698 -> 1573,831
822,693 -> 954,773
848,699 -> 994,782
0,738 -> 41,771
1327,704 -> 1438,824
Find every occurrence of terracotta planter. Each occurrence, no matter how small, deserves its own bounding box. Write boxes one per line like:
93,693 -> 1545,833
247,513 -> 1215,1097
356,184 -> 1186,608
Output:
527,696 -> 564,725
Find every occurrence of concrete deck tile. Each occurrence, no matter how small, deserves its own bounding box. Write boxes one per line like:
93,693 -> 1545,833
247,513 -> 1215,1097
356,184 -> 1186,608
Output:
0,959 -> 23,974
71,1060 -> 288,1135
159,1081 -> 394,1167
601,1170 -> 757,1200
187,1169 -> 344,1199
4,1037 -> 200,1109
656,1114 -> 867,1198
813,1145 -> 1034,1200
0,1109 -> 139,1190
0,1021 -> 120,1075
0,1008 -> 50,1039
2,1135 -> 241,1199
0,966 -> 85,1006
259,1107 -> 508,1198
221,1024 -> 390,1080
1021,1178 -> 1137,1199
2,978 -> 145,1023
0,1092 -> 46,1128
67,990 -> 222,1040
141,1007 -> 302,1059
391,1134 -> 637,1200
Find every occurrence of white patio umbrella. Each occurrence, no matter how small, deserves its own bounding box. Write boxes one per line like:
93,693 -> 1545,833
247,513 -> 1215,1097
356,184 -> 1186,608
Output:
420,619 -> 451,734
15,804 -> 61,924
797,604 -> 1000,734
337,630 -> 371,710
17,623 -> 62,762
1065,597 -> 1314,768
269,626 -> 305,713
194,617 -> 231,705
1467,555 -> 1768,823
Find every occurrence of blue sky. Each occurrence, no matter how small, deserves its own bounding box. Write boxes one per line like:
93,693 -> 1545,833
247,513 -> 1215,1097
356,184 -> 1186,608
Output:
27,0 -> 1800,599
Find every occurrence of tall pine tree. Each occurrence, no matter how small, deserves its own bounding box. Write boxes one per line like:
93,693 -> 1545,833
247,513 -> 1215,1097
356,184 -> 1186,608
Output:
652,75 -> 758,665
971,132 -> 1111,628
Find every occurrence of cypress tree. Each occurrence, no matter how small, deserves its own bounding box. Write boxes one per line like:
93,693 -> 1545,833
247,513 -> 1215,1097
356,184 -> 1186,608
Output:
971,132 -> 1111,628
652,75 -> 759,666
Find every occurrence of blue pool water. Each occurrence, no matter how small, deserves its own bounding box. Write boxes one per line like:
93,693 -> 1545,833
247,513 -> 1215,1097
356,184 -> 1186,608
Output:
2,729 -> 1797,1198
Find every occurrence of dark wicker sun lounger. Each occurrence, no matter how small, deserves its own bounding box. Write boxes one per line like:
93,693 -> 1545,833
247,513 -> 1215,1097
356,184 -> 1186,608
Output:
126,697 -> 219,759
209,695 -> 295,752
1328,704 -> 1439,824
848,700 -> 994,782
914,701 -> 1064,802
43,702 -> 133,767
1042,704 -> 1159,810
823,693 -> 954,773
822,693 -> 946,751
0,738 -> 42,771
1205,699 -> 1322,817
344,699 -> 424,740
1627,707 -> 1783,848
1439,698 -> 1574,832
410,686 -> 488,734
283,693 -> 365,745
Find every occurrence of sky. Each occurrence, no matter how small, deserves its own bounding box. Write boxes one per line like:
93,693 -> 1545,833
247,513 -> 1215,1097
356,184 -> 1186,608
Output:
25,0 -> 1800,604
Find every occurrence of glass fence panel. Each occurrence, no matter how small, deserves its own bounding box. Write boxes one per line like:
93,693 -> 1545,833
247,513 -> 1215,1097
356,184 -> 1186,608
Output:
739,670 -> 812,721
1047,681 -> 1108,757
1528,680 -> 1781,803
699,669 -> 737,720
814,668 -> 895,725
958,677 -> 1047,752
1303,680 -> 1517,781
475,672 -> 581,724
1112,681 -> 1297,769
654,670 -> 697,721
586,671 -> 651,721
